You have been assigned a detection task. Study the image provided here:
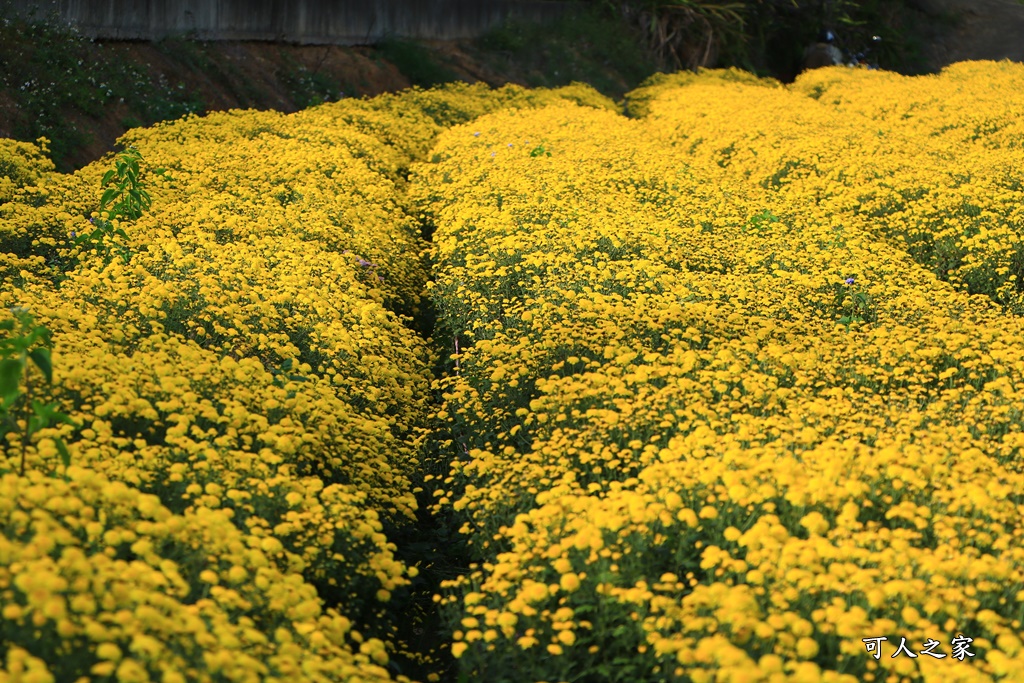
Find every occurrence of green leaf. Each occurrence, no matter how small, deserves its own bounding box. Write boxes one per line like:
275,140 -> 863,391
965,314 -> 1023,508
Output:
15,334 -> 35,353
22,327 -> 44,349
100,188 -> 119,208
101,169 -> 116,186
28,348 -> 52,384
30,398 -> 51,417
55,412 -> 79,428
0,320 -> 15,332
55,437 -> 71,468
0,358 -> 24,407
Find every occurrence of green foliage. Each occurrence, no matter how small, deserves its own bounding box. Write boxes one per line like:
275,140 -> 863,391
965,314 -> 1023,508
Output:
599,0 -> 748,72
99,147 -> 154,221
0,308 -> 76,476
376,38 -> 460,88
72,146 -> 164,265
830,276 -> 877,326
744,208 -> 779,235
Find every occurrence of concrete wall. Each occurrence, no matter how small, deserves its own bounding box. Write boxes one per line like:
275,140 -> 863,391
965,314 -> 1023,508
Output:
8,0 -> 584,44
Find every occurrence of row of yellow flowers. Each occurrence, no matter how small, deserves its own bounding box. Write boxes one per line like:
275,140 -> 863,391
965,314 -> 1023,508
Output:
0,81 -> 614,682
0,103 -> 430,683
417,63 -> 1024,682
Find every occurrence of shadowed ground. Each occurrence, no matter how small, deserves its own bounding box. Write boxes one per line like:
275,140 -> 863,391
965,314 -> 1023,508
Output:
914,0 -> 1024,66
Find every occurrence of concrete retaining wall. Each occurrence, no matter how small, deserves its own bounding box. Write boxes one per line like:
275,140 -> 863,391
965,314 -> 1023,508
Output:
8,0 -> 584,44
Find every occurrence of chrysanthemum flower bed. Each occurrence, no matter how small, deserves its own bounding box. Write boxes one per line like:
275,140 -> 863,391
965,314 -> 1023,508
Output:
418,63 -> 1024,683
0,82 -> 614,682
4,62 -> 1024,683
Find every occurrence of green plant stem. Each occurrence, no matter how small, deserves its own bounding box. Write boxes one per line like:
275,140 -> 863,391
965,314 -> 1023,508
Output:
18,371 -> 30,476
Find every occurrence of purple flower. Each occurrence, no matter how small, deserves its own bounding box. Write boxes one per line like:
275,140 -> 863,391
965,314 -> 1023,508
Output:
845,277 -> 855,285
358,257 -> 372,267
473,132 -> 480,137
70,231 -> 77,238
508,143 -> 513,148
490,152 -> 496,157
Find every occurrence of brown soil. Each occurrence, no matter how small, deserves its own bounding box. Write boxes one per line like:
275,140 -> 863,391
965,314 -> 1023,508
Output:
64,41 -> 419,168
913,0 -> 1024,67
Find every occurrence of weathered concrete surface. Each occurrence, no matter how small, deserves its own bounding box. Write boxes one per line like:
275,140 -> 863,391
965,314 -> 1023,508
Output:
8,0 -> 583,44
910,0 -> 1024,68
